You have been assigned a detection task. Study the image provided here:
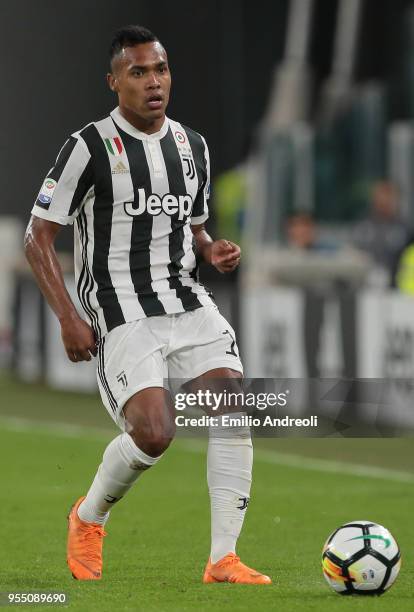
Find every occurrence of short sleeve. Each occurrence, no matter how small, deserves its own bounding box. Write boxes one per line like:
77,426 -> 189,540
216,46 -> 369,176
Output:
31,135 -> 93,225
191,136 -> 210,225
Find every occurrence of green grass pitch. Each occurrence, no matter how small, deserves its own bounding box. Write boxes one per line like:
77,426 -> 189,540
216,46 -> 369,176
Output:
0,376 -> 413,611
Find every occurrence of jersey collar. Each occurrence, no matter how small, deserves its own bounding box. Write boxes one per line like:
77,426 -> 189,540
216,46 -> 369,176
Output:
110,107 -> 169,141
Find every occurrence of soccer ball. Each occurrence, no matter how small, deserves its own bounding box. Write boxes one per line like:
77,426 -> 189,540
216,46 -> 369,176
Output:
322,520 -> 401,595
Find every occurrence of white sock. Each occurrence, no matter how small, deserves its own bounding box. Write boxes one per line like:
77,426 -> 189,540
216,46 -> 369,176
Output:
208,414 -> 253,563
78,432 -> 162,525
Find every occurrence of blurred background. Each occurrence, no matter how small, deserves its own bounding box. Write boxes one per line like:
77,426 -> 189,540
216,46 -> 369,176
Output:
2,4 -> 414,603
1,0 -> 414,432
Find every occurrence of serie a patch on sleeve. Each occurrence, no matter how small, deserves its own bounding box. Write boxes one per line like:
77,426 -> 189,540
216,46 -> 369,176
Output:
36,178 -> 57,208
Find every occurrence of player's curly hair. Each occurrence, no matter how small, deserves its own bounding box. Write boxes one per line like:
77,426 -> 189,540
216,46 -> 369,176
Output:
110,25 -> 159,64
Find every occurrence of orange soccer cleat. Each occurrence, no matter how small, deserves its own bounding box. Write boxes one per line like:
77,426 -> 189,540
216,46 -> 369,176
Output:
203,553 -> 272,584
67,496 -> 106,580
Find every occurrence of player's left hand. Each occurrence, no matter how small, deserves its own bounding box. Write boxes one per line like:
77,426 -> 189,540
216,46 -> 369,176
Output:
210,240 -> 241,273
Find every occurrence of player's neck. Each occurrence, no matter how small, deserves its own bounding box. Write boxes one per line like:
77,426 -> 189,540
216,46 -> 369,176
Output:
118,106 -> 166,135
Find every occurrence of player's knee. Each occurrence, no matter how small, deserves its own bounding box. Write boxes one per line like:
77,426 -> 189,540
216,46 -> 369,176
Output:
128,421 -> 175,457
130,430 -> 174,457
123,390 -> 175,456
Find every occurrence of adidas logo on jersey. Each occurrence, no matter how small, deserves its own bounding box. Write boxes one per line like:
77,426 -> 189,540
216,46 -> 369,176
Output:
124,188 -> 193,220
111,161 -> 129,175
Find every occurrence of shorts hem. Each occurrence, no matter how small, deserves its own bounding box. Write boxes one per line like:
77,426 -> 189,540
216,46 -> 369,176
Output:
184,358 -> 244,382
117,379 -> 168,411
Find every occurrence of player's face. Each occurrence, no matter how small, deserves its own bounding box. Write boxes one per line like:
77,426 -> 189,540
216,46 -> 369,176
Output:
108,42 -> 171,129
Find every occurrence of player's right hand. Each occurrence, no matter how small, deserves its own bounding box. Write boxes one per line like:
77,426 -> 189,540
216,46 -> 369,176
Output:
60,315 -> 98,362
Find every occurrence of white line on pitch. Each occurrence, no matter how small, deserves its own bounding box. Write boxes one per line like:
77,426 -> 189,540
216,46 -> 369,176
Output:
179,439 -> 414,484
1,415 -> 413,484
0,415 -> 113,441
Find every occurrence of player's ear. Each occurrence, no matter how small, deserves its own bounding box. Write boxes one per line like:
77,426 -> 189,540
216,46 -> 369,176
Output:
107,72 -> 119,93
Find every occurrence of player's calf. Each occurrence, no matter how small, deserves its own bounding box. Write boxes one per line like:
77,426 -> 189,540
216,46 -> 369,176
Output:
75,389 -> 173,532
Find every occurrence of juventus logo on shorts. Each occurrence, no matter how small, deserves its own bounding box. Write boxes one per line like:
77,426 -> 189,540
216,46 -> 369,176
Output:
183,156 -> 195,180
116,370 -> 128,390
223,329 -> 238,357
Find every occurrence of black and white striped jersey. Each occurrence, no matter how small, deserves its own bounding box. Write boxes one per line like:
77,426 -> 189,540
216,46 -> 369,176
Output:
32,107 -> 214,339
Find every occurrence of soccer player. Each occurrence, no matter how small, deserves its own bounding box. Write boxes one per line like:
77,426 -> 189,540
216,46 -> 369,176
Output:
24,25 -> 271,585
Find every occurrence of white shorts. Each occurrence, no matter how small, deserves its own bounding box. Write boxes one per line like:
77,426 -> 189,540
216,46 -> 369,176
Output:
96,305 -> 243,428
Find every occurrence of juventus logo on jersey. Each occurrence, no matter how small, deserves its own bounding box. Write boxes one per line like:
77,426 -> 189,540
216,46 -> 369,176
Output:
183,156 -> 196,180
